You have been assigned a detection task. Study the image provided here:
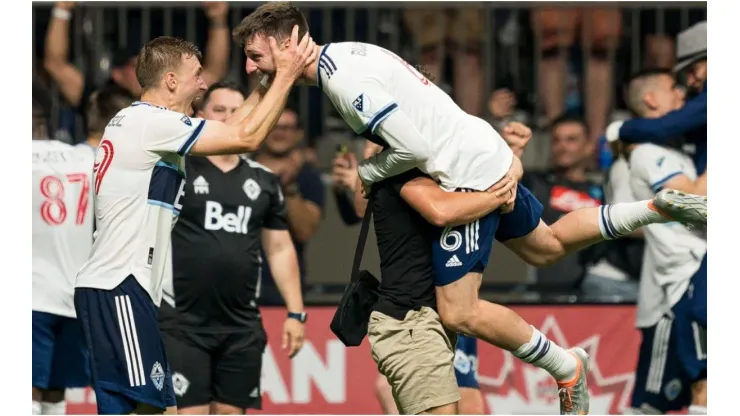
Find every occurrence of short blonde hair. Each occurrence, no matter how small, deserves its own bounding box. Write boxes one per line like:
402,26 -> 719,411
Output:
136,36 -> 202,91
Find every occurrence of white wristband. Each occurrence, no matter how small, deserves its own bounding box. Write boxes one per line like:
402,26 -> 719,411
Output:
605,120 -> 624,143
52,8 -> 72,21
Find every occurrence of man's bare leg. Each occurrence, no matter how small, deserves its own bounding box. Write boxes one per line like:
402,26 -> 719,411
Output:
437,274 -> 579,381
374,375 -> 400,415
504,191 -> 707,268
688,379 -> 707,414
458,387 -> 485,415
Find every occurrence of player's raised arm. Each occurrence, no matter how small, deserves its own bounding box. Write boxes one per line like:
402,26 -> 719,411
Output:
629,145 -> 707,196
191,26 -> 317,155
357,109 -> 432,185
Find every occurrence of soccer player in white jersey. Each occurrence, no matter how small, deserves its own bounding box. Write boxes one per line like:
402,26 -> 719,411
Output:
32,99 -> 95,415
615,69 -> 707,415
73,33 -> 317,415
234,3 -> 707,414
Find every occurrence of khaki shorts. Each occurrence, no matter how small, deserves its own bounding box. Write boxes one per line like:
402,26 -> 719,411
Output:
368,307 -> 460,415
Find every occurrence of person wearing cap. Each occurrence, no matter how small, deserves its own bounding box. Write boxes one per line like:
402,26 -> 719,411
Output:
605,21 -> 707,176
43,1 -> 231,122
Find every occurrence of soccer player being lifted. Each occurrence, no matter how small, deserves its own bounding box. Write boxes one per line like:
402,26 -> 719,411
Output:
234,3 -> 707,414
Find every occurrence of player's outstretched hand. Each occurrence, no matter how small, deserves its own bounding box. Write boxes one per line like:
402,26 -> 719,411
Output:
271,25 -> 318,82
283,318 -> 305,359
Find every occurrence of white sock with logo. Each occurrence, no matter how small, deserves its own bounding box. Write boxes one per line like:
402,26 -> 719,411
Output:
32,401 -> 42,415
41,401 -> 66,415
598,201 -> 668,240
512,326 -> 577,381
688,405 -> 707,414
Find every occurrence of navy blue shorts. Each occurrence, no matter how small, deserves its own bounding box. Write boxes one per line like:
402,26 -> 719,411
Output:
631,317 -> 692,412
672,252 -> 707,381
32,311 -> 90,390
453,334 -> 479,389
74,276 -> 176,414
432,184 -> 543,286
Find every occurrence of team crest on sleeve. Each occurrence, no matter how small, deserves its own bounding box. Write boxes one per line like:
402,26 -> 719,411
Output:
353,94 -> 365,112
150,361 -> 165,391
180,115 -> 192,126
243,178 -> 261,201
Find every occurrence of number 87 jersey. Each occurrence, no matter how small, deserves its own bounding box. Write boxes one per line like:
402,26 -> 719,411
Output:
32,139 -> 95,318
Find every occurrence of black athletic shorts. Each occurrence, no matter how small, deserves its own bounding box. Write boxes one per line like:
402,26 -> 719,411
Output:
161,325 -> 267,410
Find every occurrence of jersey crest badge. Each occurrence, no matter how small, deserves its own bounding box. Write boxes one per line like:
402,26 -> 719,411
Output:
656,156 -> 665,167
193,175 -> 209,194
180,115 -> 192,126
151,361 -> 165,391
353,94 -> 364,112
172,372 -> 190,397
243,178 -> 261,201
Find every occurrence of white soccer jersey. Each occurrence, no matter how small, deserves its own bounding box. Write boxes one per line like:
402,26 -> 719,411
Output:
33,140 -> 95,317
629,144 -> 706,328
317,42 -> 513,192
75,102 -> 206,306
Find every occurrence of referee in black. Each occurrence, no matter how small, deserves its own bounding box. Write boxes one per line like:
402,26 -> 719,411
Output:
159,82 -> 306,415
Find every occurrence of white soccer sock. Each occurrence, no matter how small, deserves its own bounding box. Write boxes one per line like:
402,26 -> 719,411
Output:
32,401 -> 42,415
688,405 -> 707,414
41,401 -> 66,415
512,326 -> 577,381
598,201 -> 668,240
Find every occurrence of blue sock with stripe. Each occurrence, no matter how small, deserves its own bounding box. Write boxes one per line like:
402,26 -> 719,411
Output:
598,201 -> 667,240
513,326 -> 577,381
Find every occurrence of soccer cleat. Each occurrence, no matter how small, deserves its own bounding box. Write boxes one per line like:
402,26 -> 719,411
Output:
557,347 -> 590,415
651,189 -> 707,226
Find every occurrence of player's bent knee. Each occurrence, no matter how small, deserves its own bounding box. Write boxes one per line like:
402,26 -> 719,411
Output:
438,302 -> 476,333
503,223 -> 565,268
436,276 -> 481,333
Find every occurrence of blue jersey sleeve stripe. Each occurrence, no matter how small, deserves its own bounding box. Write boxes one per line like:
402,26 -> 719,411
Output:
316,44 -> 331,90
367,103 -> 399,133
651,171 -> 683,192
320,57 -> 335,76
177,120 -> 206,156
155,161 -> 185,177
147,199 -> 180,214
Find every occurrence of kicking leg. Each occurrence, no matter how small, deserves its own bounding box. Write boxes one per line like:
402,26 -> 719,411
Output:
503,189 -> 707,267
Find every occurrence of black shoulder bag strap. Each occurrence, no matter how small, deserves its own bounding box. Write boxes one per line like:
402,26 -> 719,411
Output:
351,204 -> 373,280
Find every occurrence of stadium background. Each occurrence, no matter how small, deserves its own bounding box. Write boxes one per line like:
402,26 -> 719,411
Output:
32,1 -> 706,414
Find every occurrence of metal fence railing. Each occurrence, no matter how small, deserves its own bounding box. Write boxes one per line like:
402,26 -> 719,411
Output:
33,2 -> 707,144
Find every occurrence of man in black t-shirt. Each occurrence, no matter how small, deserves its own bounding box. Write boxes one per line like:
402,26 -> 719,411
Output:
159,83 -> 306,415
338,142 -> 510,415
